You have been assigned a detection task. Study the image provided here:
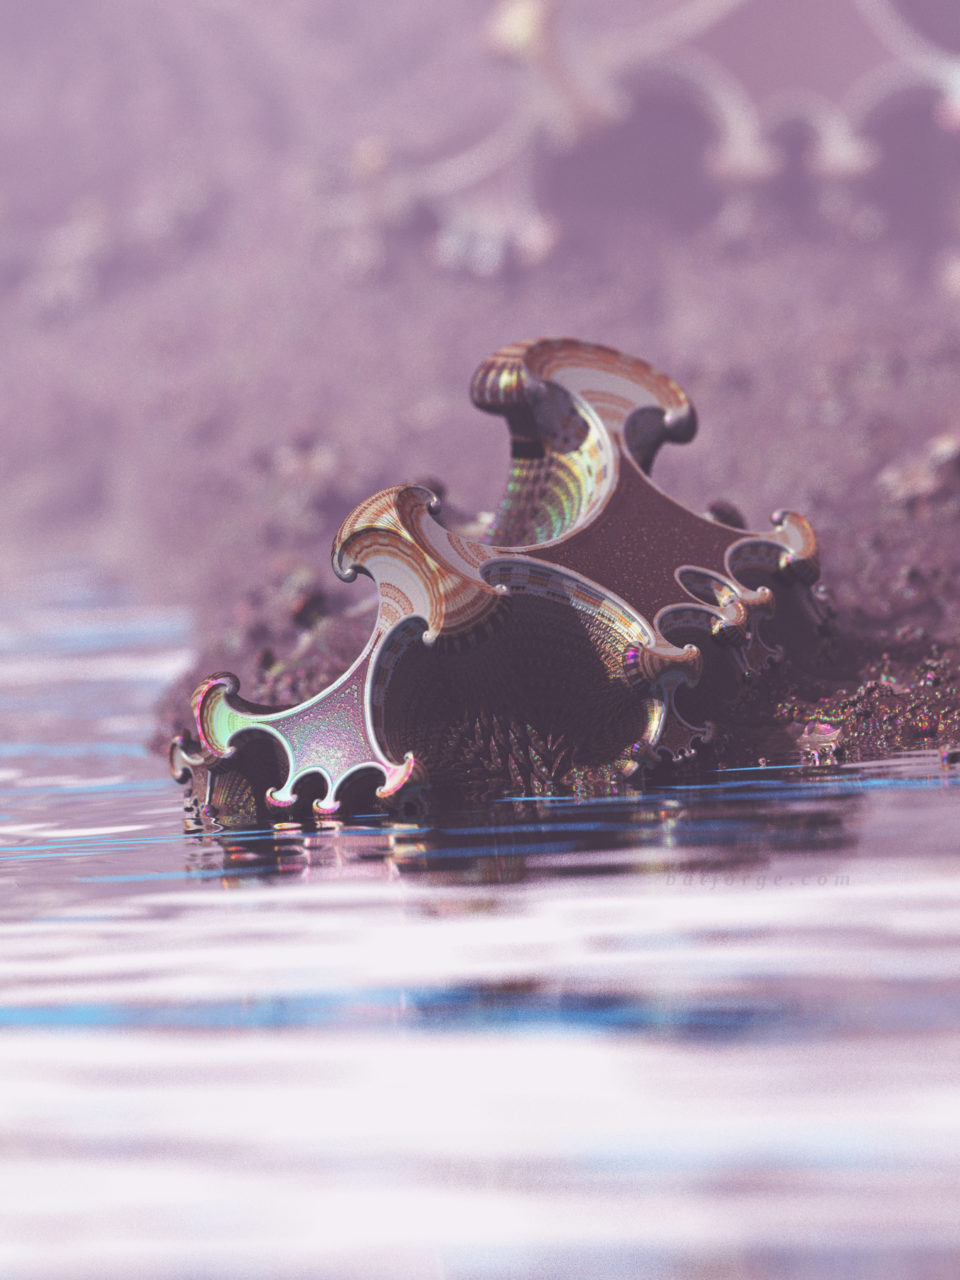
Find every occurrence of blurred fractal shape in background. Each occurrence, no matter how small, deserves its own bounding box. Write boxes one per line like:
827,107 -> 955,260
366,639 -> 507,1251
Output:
3,0 -> 960,634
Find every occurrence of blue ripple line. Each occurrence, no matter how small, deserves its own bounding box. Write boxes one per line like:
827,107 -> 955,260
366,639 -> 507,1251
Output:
0,743 -> 148,758
440,821 -> 657,837
0,781 -> 166,798
0,987 -> 780,1036
0,838 -> 203,860
74,868 -> 268,883
0,829 -> 276,859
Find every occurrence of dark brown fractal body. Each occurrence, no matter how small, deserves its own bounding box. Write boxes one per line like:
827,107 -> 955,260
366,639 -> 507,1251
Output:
171,338 -> 831,827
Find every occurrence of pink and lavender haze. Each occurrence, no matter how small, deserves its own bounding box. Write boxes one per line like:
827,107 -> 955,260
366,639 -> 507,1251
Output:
3,0 -> 960,620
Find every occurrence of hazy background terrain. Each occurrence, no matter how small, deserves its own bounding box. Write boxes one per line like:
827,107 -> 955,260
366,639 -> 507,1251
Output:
4,0 -> 960,628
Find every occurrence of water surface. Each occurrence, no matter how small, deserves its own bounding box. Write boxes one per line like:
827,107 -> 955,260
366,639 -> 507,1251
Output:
2,572 -> 959,1279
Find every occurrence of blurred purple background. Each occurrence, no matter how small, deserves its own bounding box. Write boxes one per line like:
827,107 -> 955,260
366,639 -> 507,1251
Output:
4,0 -> 960,619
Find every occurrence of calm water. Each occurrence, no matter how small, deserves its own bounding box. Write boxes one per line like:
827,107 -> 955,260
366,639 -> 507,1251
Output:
3,571 -> 960,1279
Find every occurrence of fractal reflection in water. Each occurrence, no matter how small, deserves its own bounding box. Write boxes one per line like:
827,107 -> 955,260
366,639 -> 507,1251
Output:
171,337 -> 835,826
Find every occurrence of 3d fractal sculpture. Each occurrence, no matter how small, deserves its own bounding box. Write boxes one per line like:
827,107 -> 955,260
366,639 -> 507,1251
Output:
171,338 -> 828,825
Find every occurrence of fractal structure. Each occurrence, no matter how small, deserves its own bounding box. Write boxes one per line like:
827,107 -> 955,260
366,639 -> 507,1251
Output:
171,338 -> 829,826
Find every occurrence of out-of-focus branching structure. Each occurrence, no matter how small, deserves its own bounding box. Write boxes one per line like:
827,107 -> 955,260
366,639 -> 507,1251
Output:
317,0 -> 960,274
4,0 -> 960,607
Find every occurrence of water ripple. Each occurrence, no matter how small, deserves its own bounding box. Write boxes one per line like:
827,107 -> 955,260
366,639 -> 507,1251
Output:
2,588 -> 960,1276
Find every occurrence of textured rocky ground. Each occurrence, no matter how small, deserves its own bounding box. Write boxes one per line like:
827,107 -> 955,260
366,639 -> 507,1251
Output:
153,225 -> 960,797
5,2 -> 960,791
5,0 -> 959,597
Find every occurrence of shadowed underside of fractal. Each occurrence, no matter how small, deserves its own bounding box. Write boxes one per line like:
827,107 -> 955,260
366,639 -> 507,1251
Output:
171,338 -> 828,826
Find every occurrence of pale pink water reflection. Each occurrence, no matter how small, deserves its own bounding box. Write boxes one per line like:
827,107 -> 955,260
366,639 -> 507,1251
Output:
0,572 -> 959,1277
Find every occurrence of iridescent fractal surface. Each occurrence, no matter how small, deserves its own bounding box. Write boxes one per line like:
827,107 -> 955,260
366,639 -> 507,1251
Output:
173,338 -> 827,823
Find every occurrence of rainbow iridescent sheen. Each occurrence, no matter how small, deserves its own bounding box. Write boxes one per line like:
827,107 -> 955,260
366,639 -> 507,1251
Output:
178,338 -> 825,818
